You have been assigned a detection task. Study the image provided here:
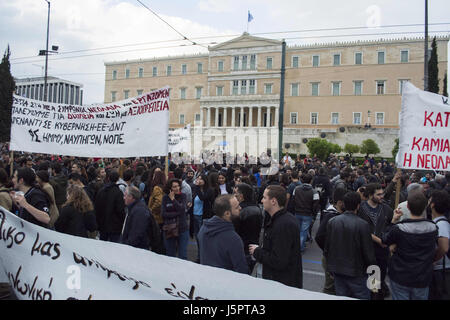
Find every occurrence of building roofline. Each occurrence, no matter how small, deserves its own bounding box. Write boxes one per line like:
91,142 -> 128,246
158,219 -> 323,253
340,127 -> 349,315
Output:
104,35 -> 450,65
14,76 -> 83,87
286,35 -> 450,50
105,53 -> 209,66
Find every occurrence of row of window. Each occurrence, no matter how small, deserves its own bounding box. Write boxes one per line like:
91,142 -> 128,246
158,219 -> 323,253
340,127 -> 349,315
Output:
112,63 -> 204,80
288,49 -> 409,68
290,112 -> 386,125
112,78 -> 410,101
176,112 -> 387,126
289,79 -> 410,96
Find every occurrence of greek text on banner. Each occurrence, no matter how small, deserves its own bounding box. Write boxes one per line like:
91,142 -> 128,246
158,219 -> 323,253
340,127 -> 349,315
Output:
397,82 -> 450,171
0,207 -> 348,300
9,87 -> 170,158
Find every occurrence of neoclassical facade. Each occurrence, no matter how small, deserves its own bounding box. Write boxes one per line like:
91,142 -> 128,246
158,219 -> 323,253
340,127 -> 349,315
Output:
104,34 -> 448,159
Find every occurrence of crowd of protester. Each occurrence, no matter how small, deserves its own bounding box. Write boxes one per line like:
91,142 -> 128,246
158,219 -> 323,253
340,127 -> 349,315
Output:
0,146 -> 448,300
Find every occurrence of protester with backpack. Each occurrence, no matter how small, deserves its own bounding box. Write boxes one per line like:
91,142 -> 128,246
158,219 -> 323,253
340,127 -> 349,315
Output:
312,167 -> 332,212
293,173 -> 320,253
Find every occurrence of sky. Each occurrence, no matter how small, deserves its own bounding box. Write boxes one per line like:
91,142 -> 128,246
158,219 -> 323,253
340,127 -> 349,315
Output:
0,0 -> 449,105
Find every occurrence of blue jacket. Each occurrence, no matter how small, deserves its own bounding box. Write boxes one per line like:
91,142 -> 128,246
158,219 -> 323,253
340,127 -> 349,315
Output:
197,216 -> 248,274
121,200 -> 150,250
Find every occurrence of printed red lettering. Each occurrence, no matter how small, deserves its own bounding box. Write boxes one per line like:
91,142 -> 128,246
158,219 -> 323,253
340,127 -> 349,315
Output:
424,111 -> 434,127
411,137 -> 422,151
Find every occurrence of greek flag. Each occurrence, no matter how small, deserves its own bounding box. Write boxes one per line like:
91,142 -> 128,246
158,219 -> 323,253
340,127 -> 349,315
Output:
248,10 -> 254,22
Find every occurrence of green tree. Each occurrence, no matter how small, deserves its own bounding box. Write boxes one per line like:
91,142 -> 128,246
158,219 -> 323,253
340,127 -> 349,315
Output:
344,143 -> 360,156
330,143 -> 342,154
306,138 -> 341,161
0,45 -> 15,142
443,72 -> 448,97
360,139 -> 380,157
392,138 -> 399,158
427,37 -> 439,93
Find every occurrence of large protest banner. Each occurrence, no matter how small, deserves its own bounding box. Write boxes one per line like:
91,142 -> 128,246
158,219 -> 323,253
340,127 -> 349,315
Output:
397,82 -> 450,171
0,208 -> 347,300
168,124 -> 191,154
10,87 -> 170,158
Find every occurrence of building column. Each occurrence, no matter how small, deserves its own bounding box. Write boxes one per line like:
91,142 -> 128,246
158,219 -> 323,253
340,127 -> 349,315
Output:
215,107 -> 219,127
268,107 -> 273,127
200,106 -> 204,127
274,106 -> 279,128
207,106 -> 211,128
249,107 -> 253,127
240,106 -> 244,127
223,107 -> 227,127
231,107 -> 236,127
257,106 -> 261,127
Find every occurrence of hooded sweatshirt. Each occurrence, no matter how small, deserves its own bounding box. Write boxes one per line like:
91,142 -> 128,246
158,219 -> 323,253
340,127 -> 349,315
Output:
197,215 -> 248,274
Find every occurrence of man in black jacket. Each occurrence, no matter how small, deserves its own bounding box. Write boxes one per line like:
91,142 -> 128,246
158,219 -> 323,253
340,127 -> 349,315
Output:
382,191 -> 438,300
325,191 -> 376,299
357,183 -> 393,299
95,170 -> 126,243
121,186 -> 150,250
233,183 -> 263,273
293,173 -> 320,252
315,187 -> 348,295
197,194 -> 248,274
11,168 -> 50,228
249,185 -> 303,289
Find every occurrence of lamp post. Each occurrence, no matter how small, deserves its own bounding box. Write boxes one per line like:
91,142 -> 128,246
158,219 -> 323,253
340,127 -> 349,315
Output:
43,0 -> 50,102
365,110 -> 371,128
38,0 -> 58,102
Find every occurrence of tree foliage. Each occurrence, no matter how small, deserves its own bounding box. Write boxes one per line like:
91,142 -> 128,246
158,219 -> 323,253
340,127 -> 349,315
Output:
0,45 -> 15,143
344,143 -> 360,156
427,37 -> 439,93
391,138 -> 399,158
306,138 -> 341,160
360,139 -> 380,156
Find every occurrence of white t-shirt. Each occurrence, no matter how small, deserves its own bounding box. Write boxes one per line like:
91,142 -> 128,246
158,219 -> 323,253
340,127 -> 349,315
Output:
433,216 -> 450,271
219,184 -> 228,195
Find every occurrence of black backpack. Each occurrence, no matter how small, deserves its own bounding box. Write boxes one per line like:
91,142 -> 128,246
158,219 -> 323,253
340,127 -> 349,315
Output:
147,210 -> 164,254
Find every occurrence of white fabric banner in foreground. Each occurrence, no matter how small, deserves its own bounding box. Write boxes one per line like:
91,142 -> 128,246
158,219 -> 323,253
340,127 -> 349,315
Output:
397,82 -> 450,171
10,87 -> 170,158
0,207 -> 347,300
168,124 -> 191,154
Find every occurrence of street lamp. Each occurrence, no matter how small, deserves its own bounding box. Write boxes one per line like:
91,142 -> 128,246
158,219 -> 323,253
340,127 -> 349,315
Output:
38,0 -> 58,102
365,110 -> 372,128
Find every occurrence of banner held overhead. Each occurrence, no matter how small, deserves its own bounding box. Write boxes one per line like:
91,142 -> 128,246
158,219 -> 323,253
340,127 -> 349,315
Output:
10,87 -> 170,158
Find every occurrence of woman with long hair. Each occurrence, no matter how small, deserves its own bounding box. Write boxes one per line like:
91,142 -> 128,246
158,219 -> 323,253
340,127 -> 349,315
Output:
217,172 -> 233,195
36,170 -> 60,229
161,179 -> 188,259
54,184 -> 97,238
148,170 -> 166,228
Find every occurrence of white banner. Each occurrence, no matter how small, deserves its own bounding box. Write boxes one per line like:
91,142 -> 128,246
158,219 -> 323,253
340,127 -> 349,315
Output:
397,82 -> 450,171
0,207 -> 346,300
10,87 -> 170,158
168,124 -> 191,154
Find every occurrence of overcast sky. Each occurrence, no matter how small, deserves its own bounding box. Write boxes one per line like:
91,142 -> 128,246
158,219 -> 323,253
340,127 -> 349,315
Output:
1,0 -> 449,105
